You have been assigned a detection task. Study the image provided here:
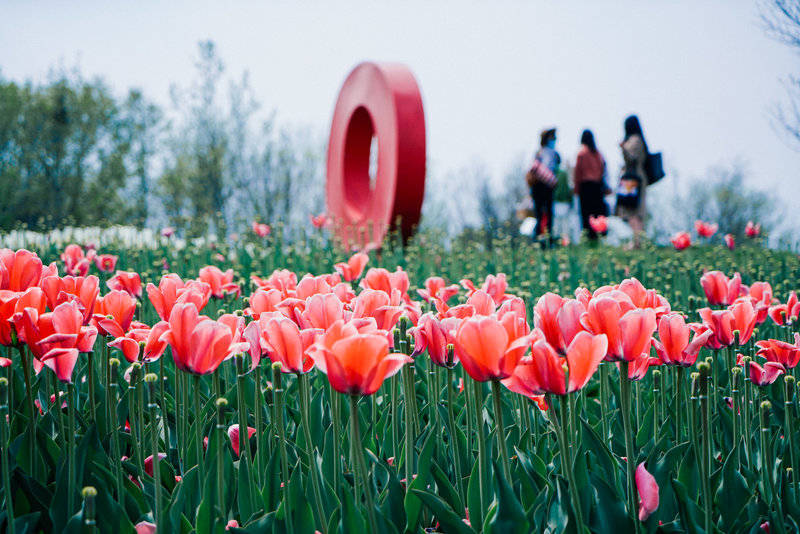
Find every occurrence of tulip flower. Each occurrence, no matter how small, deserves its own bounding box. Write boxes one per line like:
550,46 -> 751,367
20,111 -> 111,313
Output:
635,462 -> 659,521
61,244 -> 91,276
260,315 -> 316,374
454,314 -> 531,382
747,360 -> 785,386
351,289 -> 403,332
135,521 -> 157,534
251,221 -> 271,237
747,281 -> 774,324
144,453 -> 167,477
198,266 -> 240,299
745,220 -> 760,238
503,331 -> 607,396
147,274 -> 211,321
588,215 -> 608,235
700,271 -> 742,306
334,252 -> 369,282
308,319 -> 411,395
310,213 -> 328,229
411,313 -> 458,367
94,254 -> 118,273
361,267 -> 410,298
108,322 -> 169,363
245,288 -> 283,319
94,290 -> 137,338
0,287 -> 47,346
756,335 -> 800,368
670,232 -> 691,250
107,271 -> 142,298
227,424 -> 256,457
729,298 -> 757,344
160,303 -> 248,375
694,220 -> 718,238
0,248 -> 44,292
652,312 -> 712,366
41,275 -> 99,324
534,292 -> 566,352
417,276 -> 460,304
724,234 -> 735,250
460,273 -> 510,305
299,292 -> 343,330
768,291 -> 800,326
697,307 -> 735,348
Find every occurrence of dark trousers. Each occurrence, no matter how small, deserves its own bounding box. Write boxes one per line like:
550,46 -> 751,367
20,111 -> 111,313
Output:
531,182 -> 554,240
578,181 -> 608,239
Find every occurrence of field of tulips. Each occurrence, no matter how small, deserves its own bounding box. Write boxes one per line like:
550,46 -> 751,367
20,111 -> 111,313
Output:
1,231 -> 800,534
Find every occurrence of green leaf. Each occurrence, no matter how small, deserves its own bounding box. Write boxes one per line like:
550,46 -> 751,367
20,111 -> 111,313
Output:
714,445 -> 749,531
403,430 -> 435,533
339,482 -> 366,534
411,489 -> 476,534
487,460 -> 529,534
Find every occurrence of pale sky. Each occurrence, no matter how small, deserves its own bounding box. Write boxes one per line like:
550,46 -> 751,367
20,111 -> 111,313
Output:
2,1 -> 799,221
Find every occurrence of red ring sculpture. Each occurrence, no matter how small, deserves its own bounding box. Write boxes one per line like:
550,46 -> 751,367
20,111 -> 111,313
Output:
326,62 -> 426,248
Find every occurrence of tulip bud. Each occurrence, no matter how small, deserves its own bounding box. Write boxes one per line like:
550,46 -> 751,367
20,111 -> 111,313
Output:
265,384 -> 274,406
690,371 -> 700,400
217,309 -> 226,317
731,366 -> 742,392
145,373 -> 158,408
652,369 -> 662,392
0,377 -> 7,407
271,362 -> 283,392
760,400 -> 772,429
129,362 -> 142,387
82,486 -> 97,526
446,344 -> 455,368
393,328 -> 401,348
242,297 -> 250,306
235,309 -> 243,316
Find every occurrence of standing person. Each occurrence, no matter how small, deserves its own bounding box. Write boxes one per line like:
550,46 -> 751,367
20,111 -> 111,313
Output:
615,115 -> 648,249
526,127 -> 560,245
573,129 -> 608,240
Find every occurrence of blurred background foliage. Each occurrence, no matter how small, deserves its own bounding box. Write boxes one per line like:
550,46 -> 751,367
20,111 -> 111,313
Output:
0,40 -> 788,246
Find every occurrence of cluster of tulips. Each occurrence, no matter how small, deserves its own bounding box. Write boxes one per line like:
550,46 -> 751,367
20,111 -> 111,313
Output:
1,243 -> 800,533
669,220 -> 762,251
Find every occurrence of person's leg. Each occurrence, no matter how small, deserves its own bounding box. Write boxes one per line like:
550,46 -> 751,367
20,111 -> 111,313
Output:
579,193 -> 596,240
629,215 -> 643,248
545,190 -> 555,246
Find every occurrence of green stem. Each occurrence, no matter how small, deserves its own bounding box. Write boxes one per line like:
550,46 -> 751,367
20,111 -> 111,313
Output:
17,346 -> 36,476
216,398 -> 226,521
87,351 -> 96,424
403,365 -> 415,485
391,374 -> 399,462
548,393 -> 586,534
599,364 -> 610,441
0,378 -> 15,534
785,377 -> 798,502
675,367 -> 684,443
328,381 -> 341,491
109,362 -> 123,501
699,366 -> 712,534
446,367 -> 464,501
619,363 -> 637,528
193,374 -> 204,494
274,369 -> 293,534
491,380 -> 511,482
235,357 -> 255,511
159,358 -> 172,468
67,383 -> 76,518
349,395 -> 378,533
147,378 -> 162,529
253,366 -> 264,486
472,380 -> 487,526
299,373 -> 328,533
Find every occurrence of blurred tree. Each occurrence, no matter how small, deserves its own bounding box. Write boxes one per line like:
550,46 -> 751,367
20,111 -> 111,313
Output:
761,0 -> 800,148
0,69 -> 160,231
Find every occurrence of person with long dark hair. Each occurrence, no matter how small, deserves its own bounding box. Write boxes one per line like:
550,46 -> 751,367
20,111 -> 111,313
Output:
616,115 -> 648,248
573,129 -> 608,240
526,127 -> 560,245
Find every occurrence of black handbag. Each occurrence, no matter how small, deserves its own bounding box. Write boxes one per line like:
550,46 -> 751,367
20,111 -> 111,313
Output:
616,174 -> 641,209
645,152 -> 665,184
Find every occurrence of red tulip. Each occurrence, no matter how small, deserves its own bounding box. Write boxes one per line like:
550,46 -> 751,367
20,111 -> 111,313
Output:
579,294 -> 637,361
729,298 -> 756,345
461,273 -> 510,305
94,290 -> 137,338
108,321 -> 169,363
694,220 -> 718,238
768,291 -> 800,326
748,360 -> 785,386
295,274 -> 334,300
160,227 -> 175,238
588,215 -> 608,235
361,267 -> 410,298
144,453 -> 167,477
198,266 -> 240,299
534,293 -> 566,352
147,274 -> 211,321
670,232 -> 691,250
308,319 -> 411,395
301,293 -> 345,330
411,313 -> 457,367
417,276 -> 460,304
41,275 -> 99,324
351,289 -> 403,332
745,221 -> 760,238
0,249 -> 44,292
310,213 -> 328,229
700,271 -> 742,306
107,271 -> 142,298
260,315 -> 316,374
61,244 -> 91,276
251,221 -> 271,237
503,331 -> 607,396
227,424 -> 256,457
624,353 -> 662,380
747,282 -> 774,324
94,254 -> 118,273
724,234 -> 735,250
756,335 -> 800,369
454,314 -> 530,382
1,287 -> 47,346
635,462 -> 659,521
652,313 -> 712,366
697,307 -> 735,348
159,303 -> 247,375
334,252 -> 369,282
135,521 -> 157,534
33,301 -> 98,382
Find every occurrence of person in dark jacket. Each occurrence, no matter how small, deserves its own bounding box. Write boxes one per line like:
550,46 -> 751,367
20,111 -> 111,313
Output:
573,129 -> 609,240
529,127 -> 560,244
